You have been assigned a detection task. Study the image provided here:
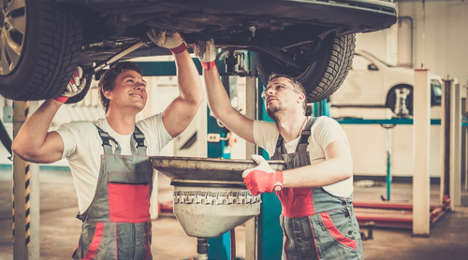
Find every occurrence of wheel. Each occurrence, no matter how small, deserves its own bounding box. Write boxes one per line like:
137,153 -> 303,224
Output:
255,33 -> 356,103
386,85 -> 413,116
0,0 -> 83,100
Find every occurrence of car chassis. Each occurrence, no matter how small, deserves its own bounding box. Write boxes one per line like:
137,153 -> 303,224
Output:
0,0 -> 398,103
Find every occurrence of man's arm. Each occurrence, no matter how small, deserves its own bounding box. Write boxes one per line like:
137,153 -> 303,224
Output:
282,139 -> 353,188
197,41 -> 255,143
146,30 -> 204,138
12,68 -> 87,163
161,50 -> 204,138
11,99 -> 65,163
243,139 -> 352,195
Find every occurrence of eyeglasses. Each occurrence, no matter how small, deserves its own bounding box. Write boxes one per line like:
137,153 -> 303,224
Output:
261,83 -> 297,99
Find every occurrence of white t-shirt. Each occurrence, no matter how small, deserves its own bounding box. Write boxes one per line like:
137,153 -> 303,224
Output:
253,116 -> 353,197
56,113 -> 172,213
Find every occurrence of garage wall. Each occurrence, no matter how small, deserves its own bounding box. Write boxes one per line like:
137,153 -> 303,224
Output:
331,106 -> 442,178
357,0 -> 468,84
401,0 -> 468,84
340,119 -> 442,178
339,0 -> 467,178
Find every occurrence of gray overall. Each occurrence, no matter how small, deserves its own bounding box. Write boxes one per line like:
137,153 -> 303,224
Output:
72,126 -> 154,260
271,117 -> 363,260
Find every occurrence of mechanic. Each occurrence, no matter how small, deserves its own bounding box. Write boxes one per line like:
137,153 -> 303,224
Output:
194,40 -> 363,260
11,30 -> 203,259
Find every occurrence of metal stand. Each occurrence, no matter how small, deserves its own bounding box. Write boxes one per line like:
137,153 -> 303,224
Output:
380,124 -> 396,201
197,238 -> 209,260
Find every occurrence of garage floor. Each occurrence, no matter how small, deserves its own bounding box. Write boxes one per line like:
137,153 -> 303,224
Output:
0,168 -> 467,260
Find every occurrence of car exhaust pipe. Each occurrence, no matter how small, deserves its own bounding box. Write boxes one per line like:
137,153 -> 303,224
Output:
83,38 -> 150,79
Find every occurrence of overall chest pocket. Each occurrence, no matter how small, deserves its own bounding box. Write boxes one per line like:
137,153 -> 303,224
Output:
107,172 -> 151,223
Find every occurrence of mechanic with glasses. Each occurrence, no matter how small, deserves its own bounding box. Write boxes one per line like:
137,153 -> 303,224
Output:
261,82 -> 301,99
194,39 -> 363,260
12,30 -> 204,259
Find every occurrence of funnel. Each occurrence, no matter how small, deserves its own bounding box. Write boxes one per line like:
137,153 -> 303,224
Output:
151,156 -> 286,259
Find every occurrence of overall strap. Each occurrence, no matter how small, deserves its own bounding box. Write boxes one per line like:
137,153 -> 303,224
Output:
94,125 -> 121,154
273,117 -> 318,156
296,117 -> 317,152
132,126 -> 147,156
274,134 -> 286,157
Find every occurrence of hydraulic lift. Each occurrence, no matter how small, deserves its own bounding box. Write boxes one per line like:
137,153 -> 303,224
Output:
334,73 -> 463,235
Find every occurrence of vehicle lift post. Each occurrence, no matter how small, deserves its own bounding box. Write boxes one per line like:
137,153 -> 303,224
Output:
12,101 -> 40,260
412,69 -> 432,235
441,77 -> 461,209
464,80 -> 468,192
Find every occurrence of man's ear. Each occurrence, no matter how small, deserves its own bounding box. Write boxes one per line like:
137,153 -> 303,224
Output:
103,90 -> 112,100
297,93 -> 306,103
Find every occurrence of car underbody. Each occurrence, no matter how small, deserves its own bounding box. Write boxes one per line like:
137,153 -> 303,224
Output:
68,0 -> 397,61
0,0 -> 397,103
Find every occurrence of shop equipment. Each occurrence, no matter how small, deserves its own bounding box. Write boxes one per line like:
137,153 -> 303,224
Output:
152,156 -> 285,260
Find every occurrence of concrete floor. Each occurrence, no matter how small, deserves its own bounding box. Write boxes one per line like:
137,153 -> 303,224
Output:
1,168 -> 467,260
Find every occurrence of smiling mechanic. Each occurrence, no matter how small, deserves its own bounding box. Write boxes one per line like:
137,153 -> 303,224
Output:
12,30 -> 203,259
194,39 -> 363,260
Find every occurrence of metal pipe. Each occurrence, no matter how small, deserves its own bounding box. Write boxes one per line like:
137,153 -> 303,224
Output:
354,201 -> 439,211
397,16 -> 414,67
230,228 -> 236,260
197,237 -> 209,260
84,38 -> 149,78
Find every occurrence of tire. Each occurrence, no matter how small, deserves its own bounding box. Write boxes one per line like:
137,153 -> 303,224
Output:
255,33 -> 356,103
0,0 -> 83,101
386,86 -> 414,116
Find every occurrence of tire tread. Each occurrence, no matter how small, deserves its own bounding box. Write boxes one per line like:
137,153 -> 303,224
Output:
255,33 -> 356,104
1,0 -> 83,100
308,34 -> 356,102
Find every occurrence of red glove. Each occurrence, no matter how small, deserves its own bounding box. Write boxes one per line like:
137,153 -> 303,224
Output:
243,170 -> 284,196
146,29 -> 187,54
193,39 -> 216,70
242,154 -> 283,196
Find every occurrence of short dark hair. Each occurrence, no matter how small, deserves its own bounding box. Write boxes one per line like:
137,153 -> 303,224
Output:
268,73 -> 307,112
98,62 -> 143,112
